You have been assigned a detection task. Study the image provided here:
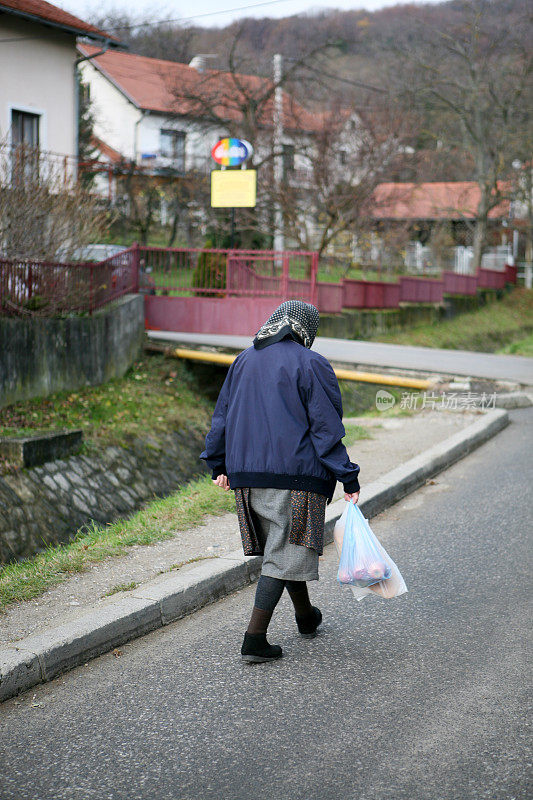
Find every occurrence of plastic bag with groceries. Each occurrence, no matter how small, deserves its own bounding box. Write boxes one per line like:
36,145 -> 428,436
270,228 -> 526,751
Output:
334,501 -> 408,601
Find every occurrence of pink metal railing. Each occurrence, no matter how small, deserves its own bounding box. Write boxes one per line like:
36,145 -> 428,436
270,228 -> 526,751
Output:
137,246 -> 319,305
505,264 -> 518,284
399,276 -> 444,303
0,246 -> 138,316
317,282 -> 344,314
476,268 -> 507,290
1,240 -> 517,320
342,280 -> 400,309
442,271 -> 478,296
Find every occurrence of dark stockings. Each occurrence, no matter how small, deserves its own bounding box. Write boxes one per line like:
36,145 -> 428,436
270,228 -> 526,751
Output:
285,580 -> 313,619
246,576 -> 313,634
247,575 -> 285,634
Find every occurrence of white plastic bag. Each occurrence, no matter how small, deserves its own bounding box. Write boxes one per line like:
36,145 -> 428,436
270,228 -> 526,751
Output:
333,502 -> 408,601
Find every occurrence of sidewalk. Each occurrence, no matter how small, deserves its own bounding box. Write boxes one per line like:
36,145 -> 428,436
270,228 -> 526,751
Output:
1,409 -> 482,646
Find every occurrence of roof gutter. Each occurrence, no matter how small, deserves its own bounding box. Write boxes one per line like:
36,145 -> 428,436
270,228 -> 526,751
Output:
134,110 -> 151,165
0,7 -> 125,47
76,45 -> 142,111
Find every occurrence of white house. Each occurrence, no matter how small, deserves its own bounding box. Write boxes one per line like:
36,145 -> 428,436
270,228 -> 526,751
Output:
0,0 -> 121,172
77,44 -> 325,183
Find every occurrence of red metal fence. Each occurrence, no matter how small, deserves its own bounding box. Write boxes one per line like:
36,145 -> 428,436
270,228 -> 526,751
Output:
0,246 -> 138,316
138,246 -> 319,305
505,264 -> 518,284
342,280 -> 400,310
399,276 -> 444,304
476,268 -> 507,290
442,271 -> 478,296
0,238 -> 517,324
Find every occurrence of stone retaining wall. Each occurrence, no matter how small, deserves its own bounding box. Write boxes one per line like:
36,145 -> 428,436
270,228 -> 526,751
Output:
0,428 -> 207,563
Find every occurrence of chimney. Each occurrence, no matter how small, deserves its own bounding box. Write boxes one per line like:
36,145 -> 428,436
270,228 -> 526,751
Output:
188,54 -> 217,72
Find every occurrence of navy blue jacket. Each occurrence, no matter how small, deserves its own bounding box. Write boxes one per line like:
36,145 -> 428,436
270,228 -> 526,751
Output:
200,338 -> 360,501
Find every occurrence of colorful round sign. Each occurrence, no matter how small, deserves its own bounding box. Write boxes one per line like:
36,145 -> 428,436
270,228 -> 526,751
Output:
211,138 -> 253,166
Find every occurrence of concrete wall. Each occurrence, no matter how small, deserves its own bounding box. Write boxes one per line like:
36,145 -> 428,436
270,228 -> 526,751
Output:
0,16 -> 76,158
0,294 -> 144,408
318,291 -> 501,340
318,305 -> 439,340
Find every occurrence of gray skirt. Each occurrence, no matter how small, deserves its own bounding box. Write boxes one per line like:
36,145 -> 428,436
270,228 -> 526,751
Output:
248,487 -> 319,581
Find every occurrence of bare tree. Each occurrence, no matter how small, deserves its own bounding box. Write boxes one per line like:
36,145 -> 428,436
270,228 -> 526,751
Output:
266,102 -> 413,256
94,11 -> 195,64
117,162 -> 162,246
391,0 -> 532,270
162,33 -> 340,248
161,31 -> 416,254
160,170 -> 211,248
0,144 -> 107,261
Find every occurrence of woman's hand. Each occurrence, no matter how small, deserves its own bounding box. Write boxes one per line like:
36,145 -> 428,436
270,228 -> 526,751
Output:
344,491 -> 360,504
213,474 -> 231,491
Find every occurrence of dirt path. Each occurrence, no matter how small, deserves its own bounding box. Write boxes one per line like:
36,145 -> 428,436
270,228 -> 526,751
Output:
1,409 -> 480,644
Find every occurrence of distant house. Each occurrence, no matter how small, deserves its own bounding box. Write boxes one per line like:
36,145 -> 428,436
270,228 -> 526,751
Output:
372,181 -> 512,224
369,181 -> 519,272
77,44 -> 324,181
0,0 -> 122,172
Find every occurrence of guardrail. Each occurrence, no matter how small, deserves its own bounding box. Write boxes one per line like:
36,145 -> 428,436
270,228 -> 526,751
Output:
1,241 -> 517,320
138,245 -> 319,305
0,246 -> 138,316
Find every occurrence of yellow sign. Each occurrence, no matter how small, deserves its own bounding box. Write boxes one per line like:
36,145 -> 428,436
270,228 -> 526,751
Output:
211,169 -> 257,208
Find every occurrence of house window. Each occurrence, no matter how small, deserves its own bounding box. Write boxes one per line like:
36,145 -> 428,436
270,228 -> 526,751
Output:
11,109 -> 40,148
160,129 -> 185,170
339,149 -> 347,165
282,144 -> 295,175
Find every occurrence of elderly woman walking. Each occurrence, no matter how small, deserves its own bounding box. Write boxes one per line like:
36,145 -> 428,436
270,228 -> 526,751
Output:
201,301 -> 360,663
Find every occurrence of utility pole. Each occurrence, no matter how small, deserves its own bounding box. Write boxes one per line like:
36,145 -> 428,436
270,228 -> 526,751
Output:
273,53 -> 284,253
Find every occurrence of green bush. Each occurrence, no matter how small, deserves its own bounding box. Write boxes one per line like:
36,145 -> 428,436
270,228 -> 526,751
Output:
192,246 -> 226,297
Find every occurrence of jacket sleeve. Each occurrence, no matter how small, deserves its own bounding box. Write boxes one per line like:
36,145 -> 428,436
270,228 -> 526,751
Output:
304,356 -> 360,493
200,362 -> 234,479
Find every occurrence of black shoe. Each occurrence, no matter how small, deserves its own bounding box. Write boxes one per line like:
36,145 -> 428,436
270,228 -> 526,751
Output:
241,632 -> 283,663
295,606 -> 322,639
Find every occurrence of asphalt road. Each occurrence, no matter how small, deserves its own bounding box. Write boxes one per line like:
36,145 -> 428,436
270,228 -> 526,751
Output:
148,330 -> 533,383
1,409 -> 531,800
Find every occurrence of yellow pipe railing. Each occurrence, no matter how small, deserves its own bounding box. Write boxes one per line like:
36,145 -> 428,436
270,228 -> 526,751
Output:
169,347 -> 432,390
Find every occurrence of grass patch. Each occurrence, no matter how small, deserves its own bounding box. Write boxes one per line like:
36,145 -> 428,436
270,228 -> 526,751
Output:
338,382 -> 407,417
0,353 -> 213,448
368,288 -> 533,353
102,581 -> 138,598
0,474 -> 236,610
342,423 -> 372,447
498,331 -> 533,357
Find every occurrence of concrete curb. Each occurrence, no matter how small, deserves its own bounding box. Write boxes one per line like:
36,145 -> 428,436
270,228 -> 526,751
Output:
0,408 -> 509,702
494,392 -> 532,409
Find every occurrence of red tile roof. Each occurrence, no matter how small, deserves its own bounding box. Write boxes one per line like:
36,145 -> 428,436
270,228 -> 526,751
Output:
77,44 -> 321,131
0,0 -> 120,42
90,135 -> 123,164
372,181 -> 510,220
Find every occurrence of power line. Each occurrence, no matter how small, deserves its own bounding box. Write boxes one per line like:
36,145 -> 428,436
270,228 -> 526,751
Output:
304,63 -> 387,94
108,0 -> 300,32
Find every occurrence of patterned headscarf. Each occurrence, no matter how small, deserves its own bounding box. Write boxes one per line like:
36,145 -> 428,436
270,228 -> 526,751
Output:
253,300 -> 320,350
